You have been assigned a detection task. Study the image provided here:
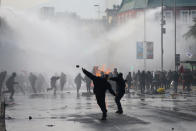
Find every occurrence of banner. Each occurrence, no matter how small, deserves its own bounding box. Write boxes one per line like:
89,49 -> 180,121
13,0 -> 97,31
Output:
136,42 -> 143,59
146,42 -> 154,59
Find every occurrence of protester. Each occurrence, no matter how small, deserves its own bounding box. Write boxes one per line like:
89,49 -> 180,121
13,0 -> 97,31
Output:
82,68 -> 116,120
172,71 -> 179,93
29,73 -> 37,93
47,76 -> 60,95
84,75 -> 92,93
110,73 -> 126,114
125,72 -> 132,93
60,72 -> 67,91
3,72 -> 18,100
74,73 -> 84,95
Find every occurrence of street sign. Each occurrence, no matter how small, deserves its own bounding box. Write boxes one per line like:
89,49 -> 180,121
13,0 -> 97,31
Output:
162,28 -> 166,34
175,54 -> 180,66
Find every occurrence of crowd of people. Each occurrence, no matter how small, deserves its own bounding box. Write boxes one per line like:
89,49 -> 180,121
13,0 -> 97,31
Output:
74,68 -> 194,95
0,67 -> 194,120
73,67 -> 194,120
0,71 -> 69,100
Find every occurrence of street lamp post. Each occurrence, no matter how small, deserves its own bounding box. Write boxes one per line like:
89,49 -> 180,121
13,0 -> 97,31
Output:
174,0 -> 177,71
143,0 -> 147,71
161,0 -> 165,72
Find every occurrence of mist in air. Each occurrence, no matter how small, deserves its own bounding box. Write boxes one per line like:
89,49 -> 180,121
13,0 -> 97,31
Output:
0,7 -> 195,75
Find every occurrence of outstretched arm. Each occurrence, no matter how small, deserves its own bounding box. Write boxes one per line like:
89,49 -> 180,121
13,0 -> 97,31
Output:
82,68 -> 96,81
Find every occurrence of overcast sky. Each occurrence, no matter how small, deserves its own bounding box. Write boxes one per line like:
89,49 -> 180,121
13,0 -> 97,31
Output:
1,0 -> 122,18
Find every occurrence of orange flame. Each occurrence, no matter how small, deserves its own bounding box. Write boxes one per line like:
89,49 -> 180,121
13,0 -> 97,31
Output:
93,65 -> 111,77
91,65 -> 112,87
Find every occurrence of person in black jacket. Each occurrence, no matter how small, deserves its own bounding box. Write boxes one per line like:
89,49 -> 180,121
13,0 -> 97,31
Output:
183,70 -> 193,92
82,68 -> 116,120
110,73 -> 126,114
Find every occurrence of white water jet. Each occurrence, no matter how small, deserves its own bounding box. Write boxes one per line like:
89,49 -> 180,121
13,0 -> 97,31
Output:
0,7 -> 195,75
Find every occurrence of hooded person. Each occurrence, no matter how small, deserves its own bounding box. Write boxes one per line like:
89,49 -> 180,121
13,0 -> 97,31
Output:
82,68 -> 116,120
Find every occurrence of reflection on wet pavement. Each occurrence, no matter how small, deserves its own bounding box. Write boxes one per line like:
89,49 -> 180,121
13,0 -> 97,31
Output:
5,90 -> 196,131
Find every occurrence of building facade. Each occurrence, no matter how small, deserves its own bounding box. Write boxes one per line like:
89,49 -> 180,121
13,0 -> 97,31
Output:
117,0 -> 196,24
105,0 -> 122,9
40,7 -> 55,19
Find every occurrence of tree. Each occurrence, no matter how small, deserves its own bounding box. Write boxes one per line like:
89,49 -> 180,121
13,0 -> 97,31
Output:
184,18 -> 196,39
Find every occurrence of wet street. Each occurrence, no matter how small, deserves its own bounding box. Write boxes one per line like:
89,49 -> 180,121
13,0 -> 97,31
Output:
5,89 -> 196,131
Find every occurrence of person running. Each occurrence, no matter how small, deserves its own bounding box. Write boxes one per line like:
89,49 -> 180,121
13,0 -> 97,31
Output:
3,72 -> 18,100
82,68 -> 116,120
110,73 -> 126,114
47,76 -> 60,95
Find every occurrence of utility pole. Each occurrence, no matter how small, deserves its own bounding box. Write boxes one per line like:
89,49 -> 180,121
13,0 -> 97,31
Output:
143,0 -> 147,71
174,0 -> 177,71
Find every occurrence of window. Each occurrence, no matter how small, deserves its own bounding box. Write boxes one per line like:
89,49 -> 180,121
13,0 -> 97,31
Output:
191,10 -> 196,20
165,11 -> 173,20
180,10 -> 190,24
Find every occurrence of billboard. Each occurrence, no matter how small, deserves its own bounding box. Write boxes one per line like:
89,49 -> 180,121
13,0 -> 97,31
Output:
137,41 -> 154,59
146,42 -> 154,59
136,42 -> 144,59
